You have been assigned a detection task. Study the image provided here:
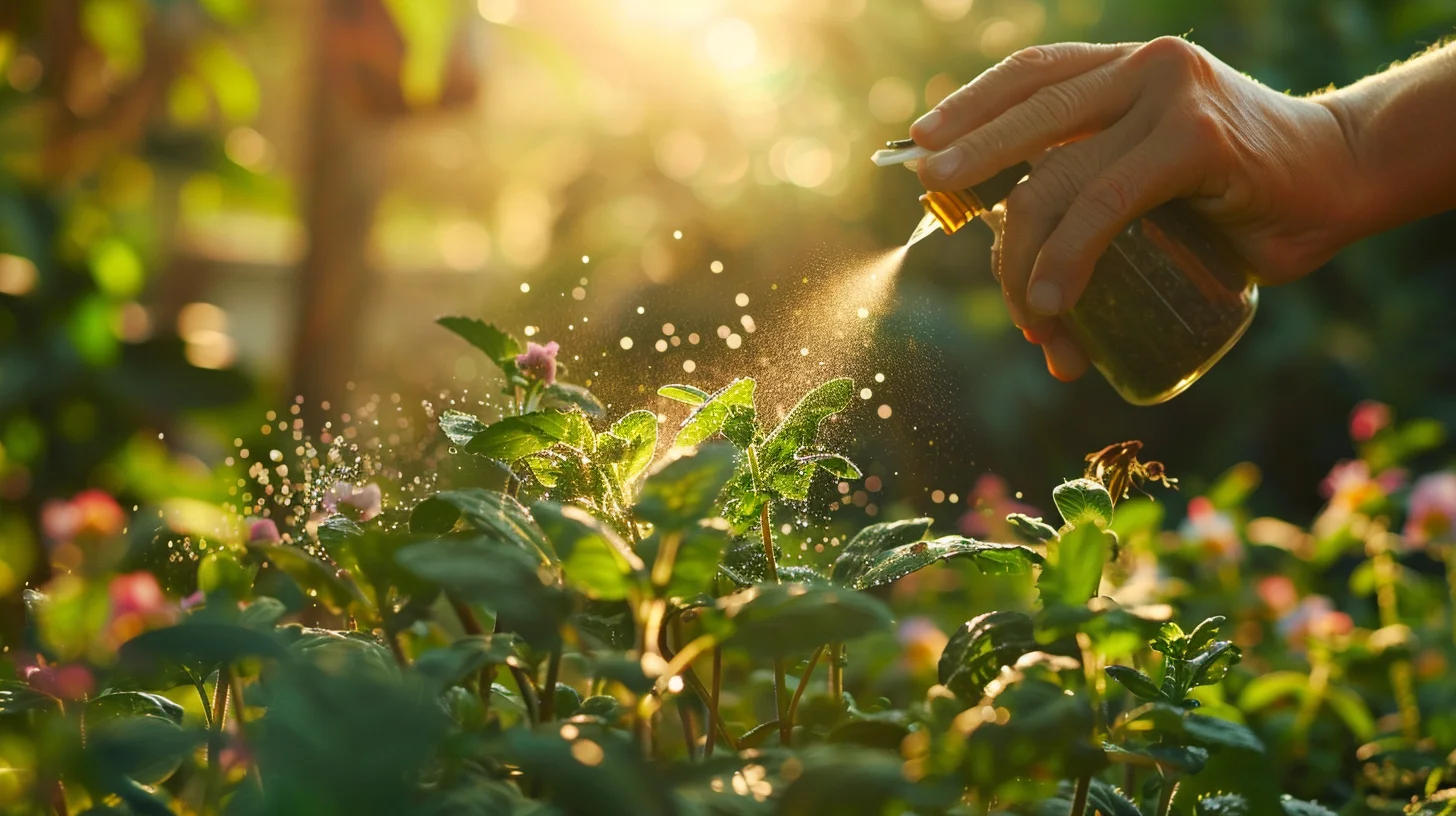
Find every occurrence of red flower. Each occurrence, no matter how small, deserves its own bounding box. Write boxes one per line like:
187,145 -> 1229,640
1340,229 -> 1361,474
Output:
41,489 -> 125,545
23,657 -> 94,701
515,341 -> 560,385
1349,400 -> 1391,442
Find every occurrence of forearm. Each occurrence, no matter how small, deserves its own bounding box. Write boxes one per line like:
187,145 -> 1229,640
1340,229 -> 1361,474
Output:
1316,40 -> 1456,240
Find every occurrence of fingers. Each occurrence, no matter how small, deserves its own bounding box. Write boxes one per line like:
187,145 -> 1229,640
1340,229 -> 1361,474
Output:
1042,327 -> 1091,382
1027,125 -> 1200,314
910,42 -> 1136,151
917,59 -> 1143,192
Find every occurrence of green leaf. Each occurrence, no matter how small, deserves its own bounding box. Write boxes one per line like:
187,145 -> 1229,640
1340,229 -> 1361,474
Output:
1085,779 -> 1143,816
674,378 -> 756,448
1188,641 -> 1242,689
540,382 -> 605,417
1053,478 -> 1114,527
1152,622 -> 1188,658
1006,513 -> 1059,543
795,449 -> 861,479
1110,497 -> 1165,540
1237,671 -> 1308,712
503,729 -> 675,816
660,528 -> 731,598
1186,616 -> 1227,654
657,384 -> 710,405
705,584 -> 893,659
0,680 -> 54,715
466,411 -> 594,462
1105,665 -> 1165,701
846,535 -> 1042,591
533,501 -> 639,600
395,536 -> 569,649
1323,685 -> 1376,740
437,317 -> 523,368
634,443 -> 737,530
86,713 -> 202,787
757,378 -> 853,472
1041,522 -> 1115,607
438,410 -> 487,447
937,611 -> 1036,700
409,488 -> 557,566
603,410 -> 658,483
412,634 -> 521,693
1103,741 -> 1209,774
250,543 -> 373,617
1280,796 -> 1339,816
829,517 -> 933,587
1183,714 -> 1264,752
119,622 -> 287,673
1196,793 -> 1252,816
88,691 -> 185,725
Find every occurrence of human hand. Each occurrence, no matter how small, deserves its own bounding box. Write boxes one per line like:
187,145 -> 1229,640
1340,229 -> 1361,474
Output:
910,38 -> 1361,381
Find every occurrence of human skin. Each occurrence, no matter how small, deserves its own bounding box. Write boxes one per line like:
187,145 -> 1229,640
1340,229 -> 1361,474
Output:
908,37 -> 1456,381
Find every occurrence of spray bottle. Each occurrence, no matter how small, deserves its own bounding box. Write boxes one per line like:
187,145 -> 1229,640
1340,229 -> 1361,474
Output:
873,139 -> 1258,405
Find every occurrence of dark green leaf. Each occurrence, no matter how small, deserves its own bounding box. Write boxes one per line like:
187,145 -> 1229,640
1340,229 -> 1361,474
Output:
777,565 -> 829,585
1280,796 -> 1339,816
577,694 -> 624,724
250,543 -> 373,617
657,384 -> 710,405
1184,714 -> 1264,752
1053,478 -> 1114,527
634,443 -> 737,530
0,680 -> 53,715
1196,793 -> 1252,816
437,317 -> 523,368
825,719 -> 912,750
438,410 -> 488,447
775,746 -> 952,816
119,623 -> 287,673
88,691 -> 184,725
1006,513 -> 1059,543
705,584 -> 893,659
938,611 -> 1038,700
1187,616 -> 1227,654
540,382 -> 605,417
396,536 -> 569,649
829,517 -> 933,587
1105,665 -> 1165,701
413,634 -> 521,693
674,378 -> 756,448
1103,741 -> 1209,773
410,489 -> 557,566
86,715 -> 203,787
533,501 -> 638,600
1188,641 -> 1242,689
238,596 -> 288,629
718,537 -> 781,586
846,535 -> 1042,591
504,729 -> 675,816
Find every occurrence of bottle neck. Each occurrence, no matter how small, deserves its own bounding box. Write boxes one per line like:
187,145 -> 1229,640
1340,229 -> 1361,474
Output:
918,189 -> 986,235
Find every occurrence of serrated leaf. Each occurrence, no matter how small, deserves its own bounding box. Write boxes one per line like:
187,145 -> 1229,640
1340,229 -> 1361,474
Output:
795,449 -> 861,479
1105,666 -> 1165,701
937,611 -> 1036,700
437,317 -> 523,368
657,384 -> 710,405
1053,478 -> 1114,527
540,382 -> 605,417
412,634 -> 521,693
757,377 -> 853,472
829,517 -> 933,587
438,410 -> 487,447
674,378 -> 756,448
634,443 -> 736,531
704,584 -> 893,659
604,410 -> 658,483
847,536 -> 1042,591
466,411 -> 593,462
409,488 -> 557,567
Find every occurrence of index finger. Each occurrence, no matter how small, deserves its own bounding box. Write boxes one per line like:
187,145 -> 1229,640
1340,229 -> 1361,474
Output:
910,42 -> 1137,151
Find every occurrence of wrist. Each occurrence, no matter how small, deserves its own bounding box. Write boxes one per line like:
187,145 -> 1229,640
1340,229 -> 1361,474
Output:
1310,89 -> 1390,248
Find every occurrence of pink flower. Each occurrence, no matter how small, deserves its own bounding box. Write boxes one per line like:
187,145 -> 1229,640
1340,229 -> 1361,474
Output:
1277,595 -> 1353,648
1179,496 -> 1242,563
1320,460 -> 1404,512
515,341 -> 560,385
1256,575 -> 1299,615
1349,401 -> 1392,442
23,657 -> 94,701
41,489 -> 125,545
322,482 -> 382,522
958,474 -> 1040,540
896,616 -> 949,676
1405,472 -> 1456,547
107,572 -> 176,647
248,518 -> 280,542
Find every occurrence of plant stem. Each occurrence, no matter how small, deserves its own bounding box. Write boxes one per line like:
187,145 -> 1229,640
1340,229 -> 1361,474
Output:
539,648 -> 562,724
1446,549 -> 1456,650
786,646 -> 824,729
1069,773 -> 1091,816
707,646 -> 723,757
1292,648 -> 1331,755
828,643 -> 844,701
205,665 -> 232,814
1154,775 -> 1178,816
195,677 -> 214,726
759,498 -> 790,747
1370,524 -> 1421,741
455,600 -> 538,723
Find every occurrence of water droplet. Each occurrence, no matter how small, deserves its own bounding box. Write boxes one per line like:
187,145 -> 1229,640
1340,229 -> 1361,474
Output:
859,388 -> 872,399
735,293 -> 749,307
877,404 -> 892,419
673,230 -> 683,239
727,334 -> 742,349
710,260 -> 724,273
874,372 -> 885,383
520,282 -> 530,293
620,337 -> 634,349
682,360 -> 696,373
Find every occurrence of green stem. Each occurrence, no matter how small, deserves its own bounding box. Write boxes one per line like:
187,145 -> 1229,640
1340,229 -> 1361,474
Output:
706,645 -> 723,757
1371,529 -> 1421,741
539,648 -> 562,724
786,646 -> 825,729
205,666 -> 232,814
1292,648 -> 1331,755
1446,549 -> 1456,650
1069,773 -> 1091,816
828,643 -> 844,701
759,498 -> 790,747
1155,775 -> 1178,816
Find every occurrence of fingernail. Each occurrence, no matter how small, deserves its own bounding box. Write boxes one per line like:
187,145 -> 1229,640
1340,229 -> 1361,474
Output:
927,147 -> 962,180
1027,280 -> 1062,316
911,109 -> 943,139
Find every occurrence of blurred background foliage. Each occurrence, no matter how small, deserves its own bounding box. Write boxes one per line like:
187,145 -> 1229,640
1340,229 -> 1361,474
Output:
2,0 -> 1456,602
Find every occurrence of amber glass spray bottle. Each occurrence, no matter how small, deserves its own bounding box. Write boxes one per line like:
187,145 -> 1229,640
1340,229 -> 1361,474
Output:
876,140 -> 1258,405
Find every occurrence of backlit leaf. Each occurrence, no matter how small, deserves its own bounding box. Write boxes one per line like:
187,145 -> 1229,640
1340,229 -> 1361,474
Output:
438,410 -> 487,447
705,583 -> 893,659
437,317 -> 523,368
674,378 -> 756,448
830,517 -> 932,587
847,536 -> 1042,591
634,443 -> 737,530
541,382 -> 606,417
409,488 -> 557,566
657,384 -> 710,405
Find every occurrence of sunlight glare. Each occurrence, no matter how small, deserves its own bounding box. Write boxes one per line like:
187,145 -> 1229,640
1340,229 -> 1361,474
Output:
705,18 -> 758,73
